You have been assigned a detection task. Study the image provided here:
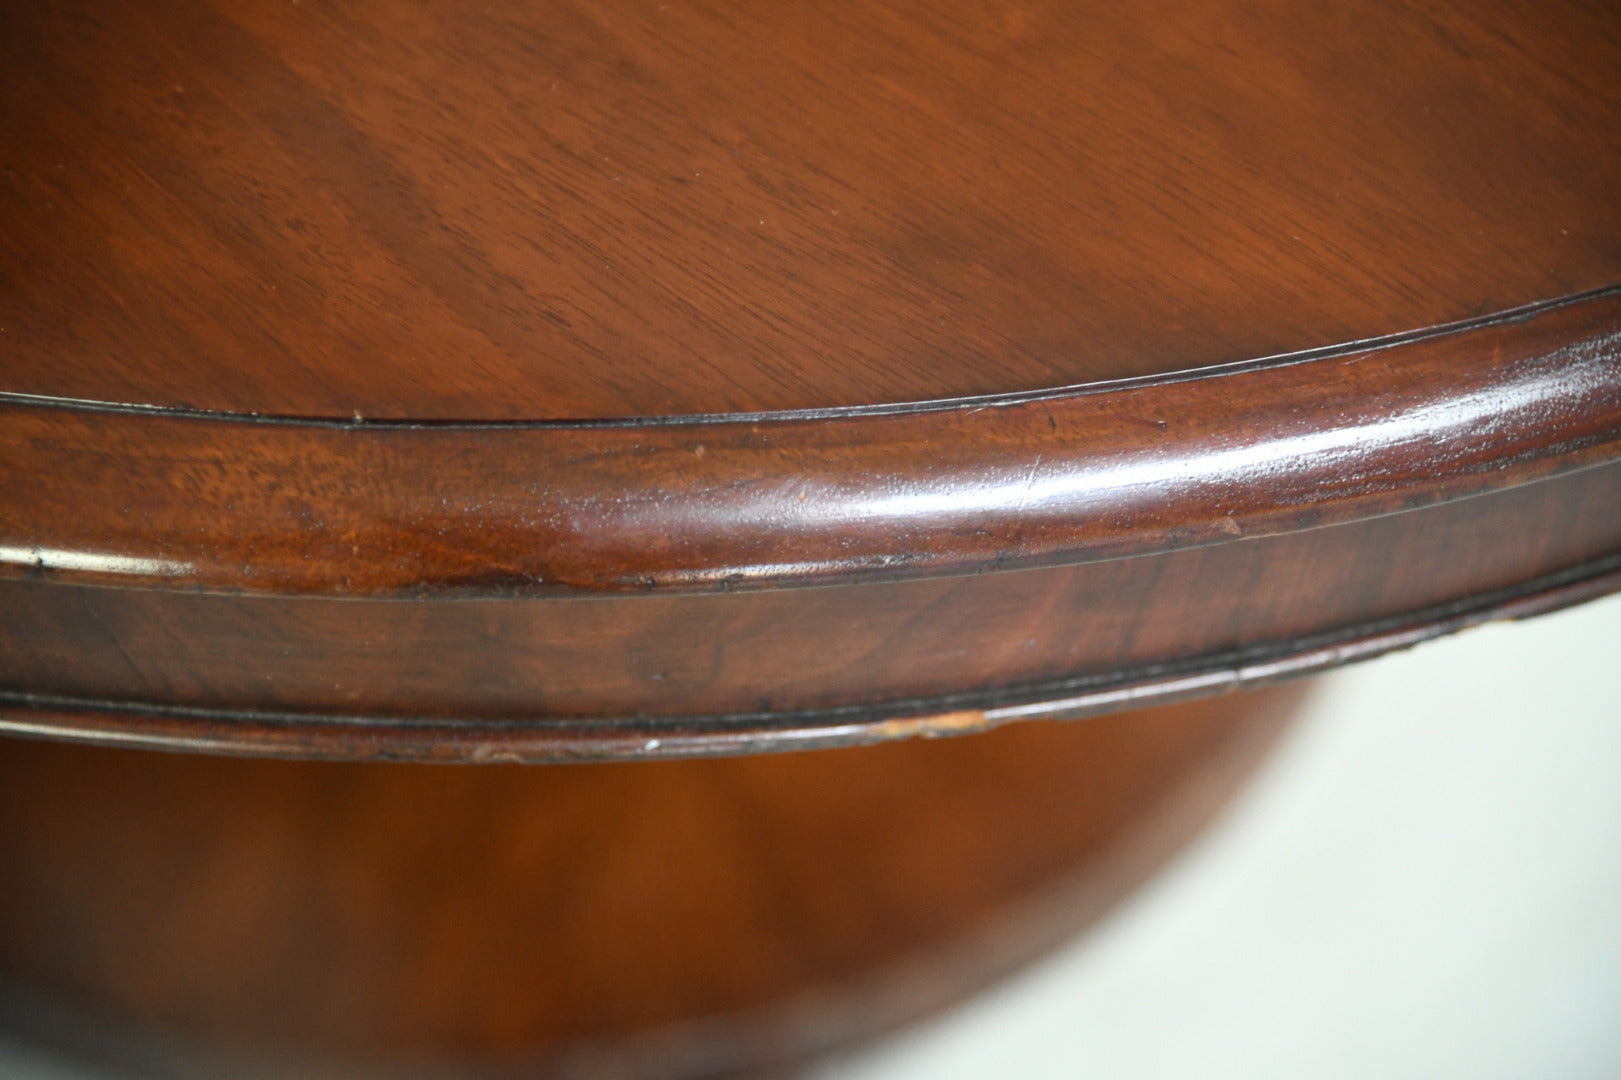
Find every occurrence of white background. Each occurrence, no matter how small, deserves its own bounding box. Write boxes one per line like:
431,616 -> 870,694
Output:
816,592 -> 1621,1080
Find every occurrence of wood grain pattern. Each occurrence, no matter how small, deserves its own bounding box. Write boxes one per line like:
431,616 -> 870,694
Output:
3,461 -> 1618,760
3,291 -> 1619,598
3,1 -> 1621,1073
2,0 -> 1618,419
0,687 -> 1302,1077
3,0 -> 1620,762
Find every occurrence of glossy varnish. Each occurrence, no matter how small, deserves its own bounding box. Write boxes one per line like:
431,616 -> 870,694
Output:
3,293 -> 1619,600
0,689 -> 1301,1076
2,461 -> 1619,760
1,0 -> 1618,418
4,0 -> 1621,1073
0,0 -> 1618,754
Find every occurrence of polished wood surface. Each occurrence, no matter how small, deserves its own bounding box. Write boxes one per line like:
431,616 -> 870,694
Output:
4,1 -> 1620,1074
4,461 -> 1619,760
3,0 -> 1617,420
0,688 -> 1301,1077
3,0 -> 1620,759
3,292 -> 1618,599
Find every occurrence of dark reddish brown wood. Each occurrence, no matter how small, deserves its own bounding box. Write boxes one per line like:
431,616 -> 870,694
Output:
2,0 -> 1619,420
2,291 -> 1619,598
2,0 -> 1620,758
0,686 -> 1302,1077
2,460 -> 1618,760
3,0 -> 1621,1076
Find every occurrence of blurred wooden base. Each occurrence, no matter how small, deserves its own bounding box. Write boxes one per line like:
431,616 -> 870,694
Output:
0,685 -> 1306,1078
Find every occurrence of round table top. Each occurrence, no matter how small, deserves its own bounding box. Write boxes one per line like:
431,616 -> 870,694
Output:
2,0 -> 1620,760
3,0 -> 1619,422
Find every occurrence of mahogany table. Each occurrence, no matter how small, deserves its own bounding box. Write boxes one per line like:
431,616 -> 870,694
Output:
2,0 -> 1619,1075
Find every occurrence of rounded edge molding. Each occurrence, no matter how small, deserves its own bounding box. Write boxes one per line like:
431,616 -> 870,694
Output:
2,290 -> 1619,598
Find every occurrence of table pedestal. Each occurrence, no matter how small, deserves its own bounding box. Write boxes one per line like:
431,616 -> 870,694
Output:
0,686 -> 1302,1078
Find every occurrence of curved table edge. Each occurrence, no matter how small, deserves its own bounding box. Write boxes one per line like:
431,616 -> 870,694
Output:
3,553 -> 1616,763
1,288 -> 1619,597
